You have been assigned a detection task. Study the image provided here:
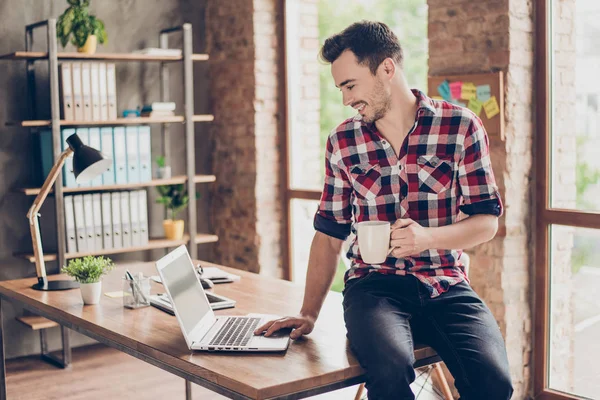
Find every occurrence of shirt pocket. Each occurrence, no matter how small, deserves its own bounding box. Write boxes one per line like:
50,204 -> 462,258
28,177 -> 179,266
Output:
416,155 -> 455,194
349,163 -> 383,201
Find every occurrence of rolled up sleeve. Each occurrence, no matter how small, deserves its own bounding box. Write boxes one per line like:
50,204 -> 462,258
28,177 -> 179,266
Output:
313,135 -> 353,240
457,116 -> 503,217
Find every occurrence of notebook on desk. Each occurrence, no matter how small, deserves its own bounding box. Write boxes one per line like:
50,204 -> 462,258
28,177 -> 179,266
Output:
150,291 -> 235,314
155,245 -> 290,352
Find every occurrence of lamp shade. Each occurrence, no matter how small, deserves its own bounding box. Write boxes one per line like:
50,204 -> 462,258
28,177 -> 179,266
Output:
66,133 -> 112,184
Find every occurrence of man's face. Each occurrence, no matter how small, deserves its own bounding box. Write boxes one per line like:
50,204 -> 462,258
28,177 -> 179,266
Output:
331,50 -> 392,123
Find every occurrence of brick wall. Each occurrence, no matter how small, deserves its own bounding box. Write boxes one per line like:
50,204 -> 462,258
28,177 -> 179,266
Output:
206,0 -> 283,276
428,0 -> 535,397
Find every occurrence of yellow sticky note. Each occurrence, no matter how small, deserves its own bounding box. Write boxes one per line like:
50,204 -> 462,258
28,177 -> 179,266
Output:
104,291 -> 130,298
460,82 -> 477,100
483,96 -> 500,119
467,98 -> 483,116
431,96 -> 444,100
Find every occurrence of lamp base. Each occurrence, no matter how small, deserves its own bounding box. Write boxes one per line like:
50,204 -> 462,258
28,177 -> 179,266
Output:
32,280 -> 80,291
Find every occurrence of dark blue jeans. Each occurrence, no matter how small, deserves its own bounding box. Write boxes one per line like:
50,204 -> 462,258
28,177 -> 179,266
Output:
343,273 -> 513,400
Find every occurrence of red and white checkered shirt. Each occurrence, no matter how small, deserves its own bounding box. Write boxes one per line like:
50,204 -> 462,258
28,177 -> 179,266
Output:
314,90 -> 503,297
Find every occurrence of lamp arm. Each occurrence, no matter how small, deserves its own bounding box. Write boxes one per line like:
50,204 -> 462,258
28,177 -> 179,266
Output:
27,147 -> 73,221
26,147 -> 73,286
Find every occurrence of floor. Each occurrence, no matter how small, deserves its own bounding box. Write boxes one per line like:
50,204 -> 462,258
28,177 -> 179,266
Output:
5,344 -> 364,400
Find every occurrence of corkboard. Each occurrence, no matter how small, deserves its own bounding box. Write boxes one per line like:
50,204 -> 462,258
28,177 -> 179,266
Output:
427,72 -> 504,140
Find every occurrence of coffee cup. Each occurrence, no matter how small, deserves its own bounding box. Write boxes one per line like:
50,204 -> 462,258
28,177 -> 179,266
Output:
355,221 -> 391,264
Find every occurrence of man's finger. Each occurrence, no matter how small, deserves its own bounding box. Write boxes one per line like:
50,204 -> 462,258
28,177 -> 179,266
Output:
254,320 -> 276,335
391,218 -> 414,229
264,319 -> 299,337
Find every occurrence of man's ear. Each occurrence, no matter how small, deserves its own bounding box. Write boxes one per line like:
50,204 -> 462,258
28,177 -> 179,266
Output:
379,58 -> 396,80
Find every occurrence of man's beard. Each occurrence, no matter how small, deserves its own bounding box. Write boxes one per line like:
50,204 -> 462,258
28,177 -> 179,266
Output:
363,79 -> 391,123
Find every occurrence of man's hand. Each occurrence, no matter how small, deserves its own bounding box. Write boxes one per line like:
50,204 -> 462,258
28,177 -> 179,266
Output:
254,314 -> 316,340
389,218 -> 433,258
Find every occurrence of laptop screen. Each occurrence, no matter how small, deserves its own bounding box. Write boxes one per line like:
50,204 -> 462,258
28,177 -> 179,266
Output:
160,252 -> 211,335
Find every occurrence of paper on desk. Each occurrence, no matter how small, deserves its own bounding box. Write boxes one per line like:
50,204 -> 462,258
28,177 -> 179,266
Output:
105,291 -> 130,298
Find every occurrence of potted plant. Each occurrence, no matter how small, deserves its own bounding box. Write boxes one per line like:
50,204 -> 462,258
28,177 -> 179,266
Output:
156,184 -> 189,240
57,0 -> 107,54
155,155 -> 172,179
61,256 -> 115,305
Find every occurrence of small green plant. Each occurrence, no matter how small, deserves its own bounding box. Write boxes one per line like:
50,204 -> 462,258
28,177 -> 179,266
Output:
61,255 -> 115,284
57,0 -> 107,49
155,156 -> 166,169
156,184 -> 190,220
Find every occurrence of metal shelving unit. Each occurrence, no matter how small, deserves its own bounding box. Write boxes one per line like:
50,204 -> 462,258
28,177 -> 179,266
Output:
2,19 -> 213,268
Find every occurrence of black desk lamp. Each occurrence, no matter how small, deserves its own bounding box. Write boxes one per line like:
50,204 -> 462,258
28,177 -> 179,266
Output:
27,133 -> 112,291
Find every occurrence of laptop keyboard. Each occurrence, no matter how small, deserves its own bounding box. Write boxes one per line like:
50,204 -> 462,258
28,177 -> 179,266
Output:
209,317 -> 262,347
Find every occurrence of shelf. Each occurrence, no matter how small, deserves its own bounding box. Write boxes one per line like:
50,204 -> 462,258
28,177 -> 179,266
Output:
15,233 -> 219,263
7,115 -> 214,127
0,51 -> 209,62
16,315 -> 59,330
19,175 -> 217,196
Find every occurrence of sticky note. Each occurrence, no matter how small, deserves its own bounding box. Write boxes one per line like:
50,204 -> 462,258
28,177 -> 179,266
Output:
476,84 -> 491,101
461,82 -> 477,100
483,96 -> 500,119
450,99 -> 466,107
432,96 -> 444,101
104,291 -> 130,298
467,98 -> 483,116
449,81 -> 462,99
437,80 -> 452,101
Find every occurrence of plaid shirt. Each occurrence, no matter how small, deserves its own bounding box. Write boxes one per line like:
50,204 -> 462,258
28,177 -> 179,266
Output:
314,90 -> 503,297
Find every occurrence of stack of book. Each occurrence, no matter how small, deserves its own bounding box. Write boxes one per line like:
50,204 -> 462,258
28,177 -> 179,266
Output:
64,190 -> 149,254
140,102 -> 176,118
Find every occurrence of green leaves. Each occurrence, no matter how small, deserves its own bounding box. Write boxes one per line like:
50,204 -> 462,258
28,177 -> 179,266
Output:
56,1 -> 107,48
155,156 -> 166,168
61,256 -> 115,284
155,184 -> 193,220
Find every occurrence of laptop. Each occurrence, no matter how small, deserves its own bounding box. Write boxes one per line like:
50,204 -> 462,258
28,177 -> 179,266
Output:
155,245 -> 290,352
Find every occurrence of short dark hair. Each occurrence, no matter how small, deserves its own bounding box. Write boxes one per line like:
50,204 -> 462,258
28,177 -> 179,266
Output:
319,21 -> 403,75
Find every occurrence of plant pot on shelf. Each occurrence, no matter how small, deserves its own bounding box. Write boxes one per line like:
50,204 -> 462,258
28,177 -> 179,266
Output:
163,219 -> 185,240
77,35 -> 97,54
79,281 -> 102,305
156,166 -> 172,179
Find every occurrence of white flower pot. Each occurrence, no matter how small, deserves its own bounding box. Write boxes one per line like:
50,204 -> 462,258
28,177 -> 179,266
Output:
80,282 -> 102,305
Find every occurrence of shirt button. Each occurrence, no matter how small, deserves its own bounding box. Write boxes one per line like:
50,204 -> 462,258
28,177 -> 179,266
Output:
382,140 -> 387,145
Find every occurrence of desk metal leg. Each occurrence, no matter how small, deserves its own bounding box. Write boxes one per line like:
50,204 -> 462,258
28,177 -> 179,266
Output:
185,380 -> 192,400
0,298 -> 7,400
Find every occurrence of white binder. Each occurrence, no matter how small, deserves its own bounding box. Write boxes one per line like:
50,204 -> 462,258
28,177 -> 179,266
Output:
100,193 -> 113,250
113,126 -> 127,184
83,194 -> 95,251
73,194 -> 87,252
120,192 -> 132,248
138,126 -> 152,182
92,193 -> 103,250
81,63 -> 92,121
98,63 -> 109,121
106,63 -> 118,119
88,127 -> 102,187
111,192 -> 123,249
90,63 -> 101,121
64,195 -> 77,254
125,126 -> 139,183
100,127 -> 115,185
129,191 -> 141,247
138,190 -> 149,245
60,63 -> 74,120
71,62 -> 83,121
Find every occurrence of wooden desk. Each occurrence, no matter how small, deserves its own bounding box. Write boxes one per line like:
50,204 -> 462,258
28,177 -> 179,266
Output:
0,261 -> 440,399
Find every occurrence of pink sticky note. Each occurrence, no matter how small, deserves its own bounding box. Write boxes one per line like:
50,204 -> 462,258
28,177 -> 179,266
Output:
449,81 -> 462,100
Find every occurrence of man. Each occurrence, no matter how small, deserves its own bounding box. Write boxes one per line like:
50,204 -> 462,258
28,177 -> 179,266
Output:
255,21 -> 513,400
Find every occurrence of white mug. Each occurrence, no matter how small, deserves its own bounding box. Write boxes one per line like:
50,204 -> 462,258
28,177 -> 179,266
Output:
355,221 -> 391,264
